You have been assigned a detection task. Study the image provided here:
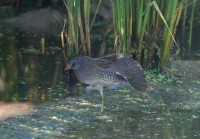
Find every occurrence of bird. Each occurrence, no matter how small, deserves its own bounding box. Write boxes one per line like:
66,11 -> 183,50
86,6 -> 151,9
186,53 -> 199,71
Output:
66,54 -> 147,112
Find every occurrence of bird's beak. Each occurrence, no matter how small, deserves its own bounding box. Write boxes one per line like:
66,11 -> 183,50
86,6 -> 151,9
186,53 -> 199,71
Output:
65,64 -> 71,71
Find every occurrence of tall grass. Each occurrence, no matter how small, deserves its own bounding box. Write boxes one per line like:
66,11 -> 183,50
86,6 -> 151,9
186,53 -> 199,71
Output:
111,0 -> 132,55
112,0 -> 190,69
188,0 -> 196,51
62,0 -> 79,58
159,0 -> 183,68
62,0 -> 92,58
62,0 -> 194,69
180,0 -> 196,57
84,0 -> 91,56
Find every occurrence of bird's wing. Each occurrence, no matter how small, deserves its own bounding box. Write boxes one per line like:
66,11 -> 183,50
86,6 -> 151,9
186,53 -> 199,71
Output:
94,54 -> 147,92
113,56 -> 147,92
93,54 -> 121,67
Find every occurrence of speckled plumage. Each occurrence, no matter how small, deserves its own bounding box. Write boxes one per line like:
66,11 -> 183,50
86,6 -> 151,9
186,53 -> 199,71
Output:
68,54 -> 147,91
67,54 -> 147,112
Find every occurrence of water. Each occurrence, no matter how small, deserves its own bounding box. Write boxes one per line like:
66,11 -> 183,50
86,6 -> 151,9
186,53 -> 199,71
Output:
0,28 -> 200,139
75,111 -> 200,139
0,27 -> 73,102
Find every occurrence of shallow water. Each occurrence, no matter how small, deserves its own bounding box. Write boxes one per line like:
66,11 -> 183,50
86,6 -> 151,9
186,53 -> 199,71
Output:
0,28 -> 200,139
0,28 -> 75,102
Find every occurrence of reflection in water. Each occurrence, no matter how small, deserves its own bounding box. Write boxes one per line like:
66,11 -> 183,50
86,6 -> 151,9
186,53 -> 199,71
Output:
0,28 -> 199,138
67,110 -> 200,139
0,27 -> 69,102
0,77 -> 5,92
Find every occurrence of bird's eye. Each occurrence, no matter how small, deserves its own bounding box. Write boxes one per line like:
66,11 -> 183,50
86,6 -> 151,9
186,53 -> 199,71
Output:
72,62 -> 80,69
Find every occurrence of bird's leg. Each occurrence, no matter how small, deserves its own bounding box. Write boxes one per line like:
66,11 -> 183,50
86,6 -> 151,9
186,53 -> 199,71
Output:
99,87 -> 104,112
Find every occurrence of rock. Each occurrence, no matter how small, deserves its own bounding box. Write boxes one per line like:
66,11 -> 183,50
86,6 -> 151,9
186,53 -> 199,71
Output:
8,8 -> 64,35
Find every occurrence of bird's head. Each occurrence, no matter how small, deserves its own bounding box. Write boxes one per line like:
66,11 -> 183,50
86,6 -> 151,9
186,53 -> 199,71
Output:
65,56 -> 85,71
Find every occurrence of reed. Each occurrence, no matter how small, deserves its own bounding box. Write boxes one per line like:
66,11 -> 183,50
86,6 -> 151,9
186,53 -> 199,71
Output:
159,0 -> 183,68
62,0 -> 193,69
188,0 -> 196,51
112,0 -> 189,69
62,0 -> 103,58
111,0 -> 133,55
84,0 -> 91,56
63,0 -> 79,57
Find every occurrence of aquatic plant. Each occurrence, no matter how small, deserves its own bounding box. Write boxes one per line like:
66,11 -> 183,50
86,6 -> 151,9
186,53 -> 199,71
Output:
61,0 -> 101,59
111,0 -> 189,69
61,0 -> 195,70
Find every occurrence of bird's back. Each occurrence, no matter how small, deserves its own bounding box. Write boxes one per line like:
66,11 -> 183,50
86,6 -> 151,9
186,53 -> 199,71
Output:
69,54 -> 147,92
